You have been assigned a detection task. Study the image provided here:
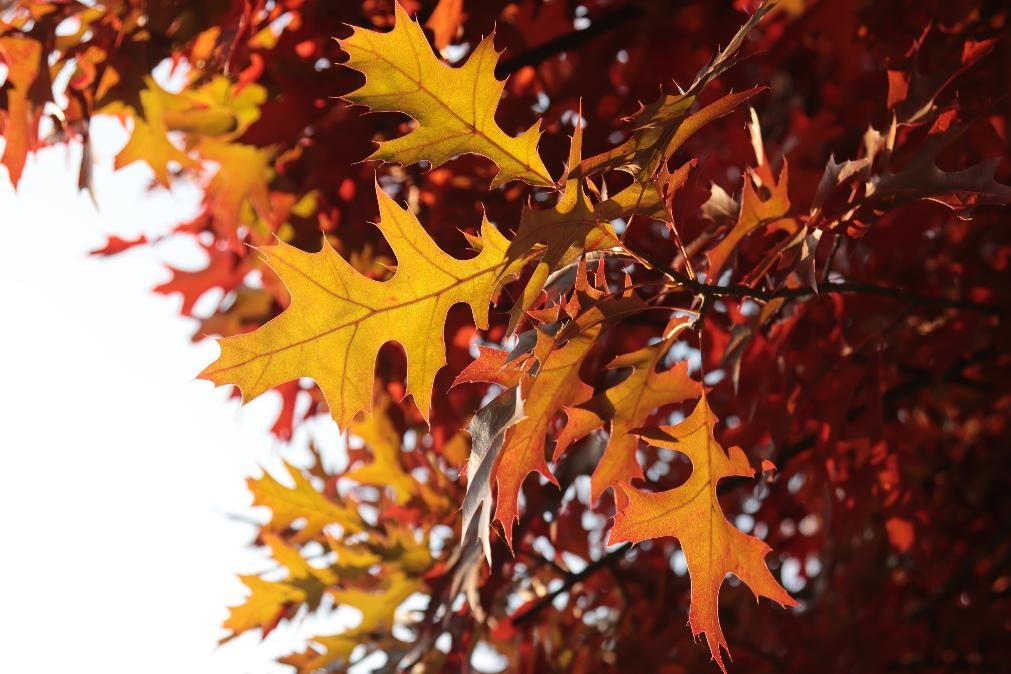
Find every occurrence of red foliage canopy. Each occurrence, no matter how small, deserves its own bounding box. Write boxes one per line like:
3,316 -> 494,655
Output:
3,1 -> 1010,672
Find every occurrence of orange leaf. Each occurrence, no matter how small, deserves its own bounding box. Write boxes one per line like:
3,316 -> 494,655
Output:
609,394 -> 797,671
0,37 -> 42,187
555,318 -> 700,503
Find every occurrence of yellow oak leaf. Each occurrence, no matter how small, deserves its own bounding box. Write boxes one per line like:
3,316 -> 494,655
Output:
221,533 -> 335,642
0,36 -> 42,187
609,394 -> 797,672
112,78 -> 200,186
198,139 -> 274,237
346,394 -> 416,504
340,2 -> 552,188
248,460 -> 363,542
264,532 -> 337,587
162,75 -> 266,136
555,318 -> 701,503
222,533 -> 335,642
223,574 -> 304,640
111,76 -> 267,188
200,183 -> 522,427
282,572 -> 419,673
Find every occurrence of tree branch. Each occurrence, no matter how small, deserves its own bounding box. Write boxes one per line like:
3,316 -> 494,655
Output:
511,543 -> 633,626
496,4 -> 644,77
647,255 -> 1002,316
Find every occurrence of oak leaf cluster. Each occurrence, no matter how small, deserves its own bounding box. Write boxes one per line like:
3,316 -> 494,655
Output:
4,1 -> 1011,672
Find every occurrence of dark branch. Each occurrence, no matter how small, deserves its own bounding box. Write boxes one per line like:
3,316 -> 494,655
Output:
511,542 -> 633,626
496,4 -> 644,78
648,256 -> 1002,316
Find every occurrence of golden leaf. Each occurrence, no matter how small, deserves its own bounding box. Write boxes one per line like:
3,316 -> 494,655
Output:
223,575 -> 303,640
346,394 -> 416,504
222,534 -> 335,641
340,2 -> 552,187
200,183 -> 522,427
111,76 -> 266,188
282,572 -> 419,673
248,460 -> 362,542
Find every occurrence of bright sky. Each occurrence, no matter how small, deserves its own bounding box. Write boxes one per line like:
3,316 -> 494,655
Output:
0,118 -> 341,673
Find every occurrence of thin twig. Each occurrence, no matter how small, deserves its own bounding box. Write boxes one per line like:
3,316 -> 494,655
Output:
496,4 -> 644,77
511,543 -> 633,626
634,250 -> 1001,316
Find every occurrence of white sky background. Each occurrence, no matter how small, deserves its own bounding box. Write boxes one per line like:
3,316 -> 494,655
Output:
0,117 -> 344,673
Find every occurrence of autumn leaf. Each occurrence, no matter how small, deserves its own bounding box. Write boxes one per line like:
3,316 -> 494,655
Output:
198,140 -> 274,237
345,393 -> 417,504
466,297 -> 645,547
223,574 -> 304,640
453,344 -> 528,389
505,117 -> 619,326
0,36 -> 42,187
582,87 -> 763,184
110,76 -> 267,188
110,78 -> 200,186
339,1 -> 552,187
18,2 -> 1011,672
578,6 -> 771,181
705,157 -> 791,282
281,572 -> 419,673
248,460 -> 362,542
609,394 -> 797,672
554,318 -> 700,503
461,383 -> 525,565
492,323 -> 598,548
425,0 -> 465,52
200,183 -> 522,427
198,285 -> 274,339
222,532 -> 335,642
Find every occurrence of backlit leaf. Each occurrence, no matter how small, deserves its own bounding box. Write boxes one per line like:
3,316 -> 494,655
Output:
200,183 -> 523,427
340,2 -> 552,187
610,394 -> 797,671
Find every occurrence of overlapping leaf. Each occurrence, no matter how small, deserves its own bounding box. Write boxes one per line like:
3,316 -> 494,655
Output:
281,572 -> 419,673
555,318 -> 700,503
345,394 -> 417,504
462,298 -> 645,547
505,119 -> 619,325
248,460 -> 362,542
706,156 -> 792,281
222,533 -> 335,641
